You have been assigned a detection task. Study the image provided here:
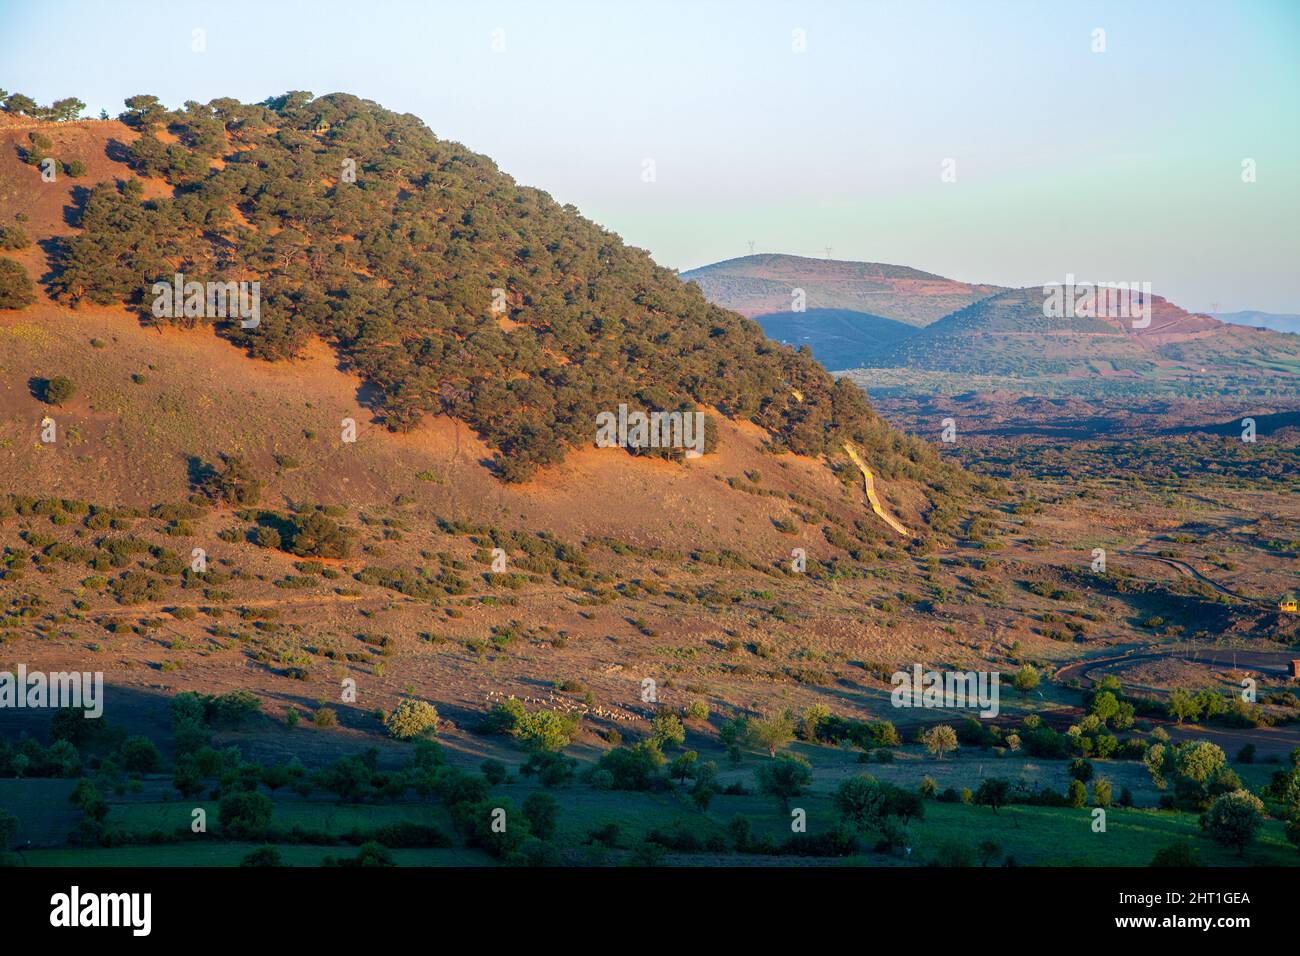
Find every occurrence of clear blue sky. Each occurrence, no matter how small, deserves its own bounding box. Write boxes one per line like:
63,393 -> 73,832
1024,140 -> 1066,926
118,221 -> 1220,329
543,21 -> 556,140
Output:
2,0 -> 1298,311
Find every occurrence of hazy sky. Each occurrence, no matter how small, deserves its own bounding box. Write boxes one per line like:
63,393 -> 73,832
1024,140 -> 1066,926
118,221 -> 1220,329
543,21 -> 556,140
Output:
3,0 -> 1298,311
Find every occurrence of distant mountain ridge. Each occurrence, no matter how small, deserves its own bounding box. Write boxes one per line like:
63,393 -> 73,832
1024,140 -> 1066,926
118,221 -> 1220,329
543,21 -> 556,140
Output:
870,286 -> 1300,397
878,287 -> 1234,375
683,255 -> 1300,392
679,253 -> 1005,327
1214,312 -> 1300,336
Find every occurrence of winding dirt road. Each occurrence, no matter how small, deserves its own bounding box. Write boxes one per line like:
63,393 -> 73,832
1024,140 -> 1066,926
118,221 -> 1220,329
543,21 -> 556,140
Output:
1122,550 -> 1272,606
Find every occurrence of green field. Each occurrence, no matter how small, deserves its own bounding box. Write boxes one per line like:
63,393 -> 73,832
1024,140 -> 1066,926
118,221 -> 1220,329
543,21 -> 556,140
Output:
10,761 -> 1293,867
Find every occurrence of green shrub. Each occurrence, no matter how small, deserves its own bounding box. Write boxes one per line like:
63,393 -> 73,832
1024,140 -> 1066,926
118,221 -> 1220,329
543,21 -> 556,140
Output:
515,709 -> 577,753
384,699 -> 439,740
219,791 -> 273,836
593,742 -> 665,791
0,226 -> 30,250
40,376 -> 76,405
239,846 -> 284,867
117,736 -> 161,773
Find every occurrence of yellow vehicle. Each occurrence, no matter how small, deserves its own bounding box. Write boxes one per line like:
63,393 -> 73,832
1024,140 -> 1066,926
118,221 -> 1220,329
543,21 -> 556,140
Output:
1281,598 -> 1299,614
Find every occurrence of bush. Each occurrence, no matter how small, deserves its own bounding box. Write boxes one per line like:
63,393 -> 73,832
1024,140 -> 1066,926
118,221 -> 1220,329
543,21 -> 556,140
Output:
240,846 -> 284,867
755,753 -> 812,810
718,716 -> 749,761
286,511 -> 351,558
480,758 -> 508,786
522,792 -> 559,841
928,840 -> 976,867
384,699 -> 439,740
197,454 -> 262,507
650,712 -> 685,750
690,761 -> 719,810
974,778 -> 1010,812
117,736 -> 161,773
0,226 -> 30,250
478,698 -> 525,735
0,259 -> 35,310
835,774 -> 923,834
520,751 -> 577,787
1200,790 -> 1265,855
345,822 -> 451,849
515,709 -> 577,753
327,841 -> 396,867
219,791 -> 273,836
1150,842 -> 1201,867
781,827 -> 859,858
40,376 -> 77,406
922,724 -> 958,759
592,742 -> 665,791
458,798 -> 530,860
207,690 -> 262,728
1012,664 -> 1040,696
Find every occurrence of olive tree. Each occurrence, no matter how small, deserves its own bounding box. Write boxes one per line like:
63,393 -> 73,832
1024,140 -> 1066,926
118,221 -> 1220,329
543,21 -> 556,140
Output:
923,724 -> 957,760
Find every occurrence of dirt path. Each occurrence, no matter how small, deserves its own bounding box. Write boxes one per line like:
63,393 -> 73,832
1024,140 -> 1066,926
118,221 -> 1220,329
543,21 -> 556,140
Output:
1121,550 -> 1270,606
1055,643 -> 1299,688
842,442 -> 911,538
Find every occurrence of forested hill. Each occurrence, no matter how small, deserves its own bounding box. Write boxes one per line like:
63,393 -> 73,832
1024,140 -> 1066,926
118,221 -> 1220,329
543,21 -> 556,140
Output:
35,92 -> 969,500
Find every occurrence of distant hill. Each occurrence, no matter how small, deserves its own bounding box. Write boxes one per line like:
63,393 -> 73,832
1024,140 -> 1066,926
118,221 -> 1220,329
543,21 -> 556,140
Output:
1214,311 -> 1300,336
679,254 -> 1004,327
875,287 -> 1300,385
752,308 -> 917,371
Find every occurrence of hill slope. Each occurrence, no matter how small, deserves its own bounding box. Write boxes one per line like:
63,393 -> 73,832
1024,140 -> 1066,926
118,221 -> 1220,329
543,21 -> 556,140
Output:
679,253 -> 1005,327
0,93 -> 980,534
874,287 -> 1300,387
751,307 -> 917,372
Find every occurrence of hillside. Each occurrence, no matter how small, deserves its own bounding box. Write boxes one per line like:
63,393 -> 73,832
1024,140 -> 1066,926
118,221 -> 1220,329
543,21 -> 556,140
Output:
871,287 -> 1300,391
0,93 -> 973,518
679,254 -> 1005,327
747,307 -> 917,372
